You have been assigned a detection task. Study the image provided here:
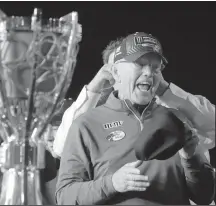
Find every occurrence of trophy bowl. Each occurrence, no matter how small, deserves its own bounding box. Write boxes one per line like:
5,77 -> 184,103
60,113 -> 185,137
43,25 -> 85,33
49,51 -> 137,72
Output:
0,8 -> 82,205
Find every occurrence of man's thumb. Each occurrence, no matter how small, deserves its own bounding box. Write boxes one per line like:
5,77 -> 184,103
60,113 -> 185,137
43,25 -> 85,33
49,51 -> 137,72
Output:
125,160 -> 143,168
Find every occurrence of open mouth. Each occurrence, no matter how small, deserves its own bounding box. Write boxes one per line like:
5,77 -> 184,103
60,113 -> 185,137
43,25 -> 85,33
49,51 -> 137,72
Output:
137,82 -> 151,92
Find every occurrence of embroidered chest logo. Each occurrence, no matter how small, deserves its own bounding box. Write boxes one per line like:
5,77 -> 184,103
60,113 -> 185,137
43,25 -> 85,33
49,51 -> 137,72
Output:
103,121 -> 123,129
106,130 -> 126,142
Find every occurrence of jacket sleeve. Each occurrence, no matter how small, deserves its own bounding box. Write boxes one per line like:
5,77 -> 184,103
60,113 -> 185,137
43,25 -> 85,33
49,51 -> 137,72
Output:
160,83 -> 215,149
53,85 -> 101,157
180,144 -> 215,205
55,121 -> 117,205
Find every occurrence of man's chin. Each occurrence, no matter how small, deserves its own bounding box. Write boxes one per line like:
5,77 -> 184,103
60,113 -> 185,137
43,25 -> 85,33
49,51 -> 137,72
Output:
133,96 -> 153,105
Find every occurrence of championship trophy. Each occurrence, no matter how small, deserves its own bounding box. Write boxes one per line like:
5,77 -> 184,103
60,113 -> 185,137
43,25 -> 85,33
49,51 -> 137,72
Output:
0,8 -> 82,204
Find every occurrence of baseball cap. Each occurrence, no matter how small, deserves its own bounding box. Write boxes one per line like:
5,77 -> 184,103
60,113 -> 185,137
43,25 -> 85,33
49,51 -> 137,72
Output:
113,32 -> 168,65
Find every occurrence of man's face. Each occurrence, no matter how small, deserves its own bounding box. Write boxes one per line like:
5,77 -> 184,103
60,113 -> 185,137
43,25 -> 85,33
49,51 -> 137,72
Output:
114,53 -> 162,105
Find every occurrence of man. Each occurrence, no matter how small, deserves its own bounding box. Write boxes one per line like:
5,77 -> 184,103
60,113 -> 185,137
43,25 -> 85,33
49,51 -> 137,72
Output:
56,32 -> 215,205
53,36 -> 215,158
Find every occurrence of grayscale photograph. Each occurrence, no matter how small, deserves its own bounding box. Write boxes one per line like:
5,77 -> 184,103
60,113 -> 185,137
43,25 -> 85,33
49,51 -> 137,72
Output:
0,1 -> 215,205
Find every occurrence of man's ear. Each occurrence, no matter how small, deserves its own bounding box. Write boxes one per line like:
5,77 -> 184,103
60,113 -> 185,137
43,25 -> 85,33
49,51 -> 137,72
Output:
111,65 -> 121,83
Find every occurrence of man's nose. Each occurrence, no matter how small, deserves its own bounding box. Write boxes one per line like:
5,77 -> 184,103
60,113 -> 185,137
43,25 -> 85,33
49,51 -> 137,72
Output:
142,65 -> 153,77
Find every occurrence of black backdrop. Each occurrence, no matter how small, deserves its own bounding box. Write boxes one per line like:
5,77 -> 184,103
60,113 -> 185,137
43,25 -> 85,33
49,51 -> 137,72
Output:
0,1 -> 215,161
1,1 -> 215,102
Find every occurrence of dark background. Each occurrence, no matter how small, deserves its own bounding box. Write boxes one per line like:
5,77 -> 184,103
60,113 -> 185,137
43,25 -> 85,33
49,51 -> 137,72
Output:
1,1 -> 215,103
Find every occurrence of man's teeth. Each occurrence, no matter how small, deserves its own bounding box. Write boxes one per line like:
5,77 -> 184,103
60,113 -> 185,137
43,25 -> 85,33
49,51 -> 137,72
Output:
137,83 -> 151,91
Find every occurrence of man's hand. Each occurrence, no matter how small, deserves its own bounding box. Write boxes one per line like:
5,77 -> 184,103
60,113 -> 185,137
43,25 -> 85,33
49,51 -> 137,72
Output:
87,64 -> 115,93
155,71 -> 169,96
169,109 -> 200,159
112,160 -> 150,193
179,123 -> 200,159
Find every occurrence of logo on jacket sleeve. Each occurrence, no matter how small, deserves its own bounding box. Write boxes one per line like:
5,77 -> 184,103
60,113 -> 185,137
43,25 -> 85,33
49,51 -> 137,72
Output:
103,121 -> 123,129
106,131 -> 126,142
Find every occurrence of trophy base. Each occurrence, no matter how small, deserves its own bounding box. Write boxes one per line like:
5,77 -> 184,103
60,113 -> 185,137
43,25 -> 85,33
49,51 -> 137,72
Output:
0,168 -> 44,205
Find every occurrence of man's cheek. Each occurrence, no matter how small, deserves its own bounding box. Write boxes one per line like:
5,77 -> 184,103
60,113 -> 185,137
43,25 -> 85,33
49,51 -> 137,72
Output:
154,73 -> 161,83
122,81 -> 130,97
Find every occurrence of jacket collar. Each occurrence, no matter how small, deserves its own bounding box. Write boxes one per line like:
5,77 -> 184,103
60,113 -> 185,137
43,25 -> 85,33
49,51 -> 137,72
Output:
104,91 -> 128,112
104,91 -> 158,117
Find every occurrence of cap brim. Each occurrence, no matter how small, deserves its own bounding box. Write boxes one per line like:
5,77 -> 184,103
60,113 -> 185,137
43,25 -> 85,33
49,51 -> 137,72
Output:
125,49 -> 168,65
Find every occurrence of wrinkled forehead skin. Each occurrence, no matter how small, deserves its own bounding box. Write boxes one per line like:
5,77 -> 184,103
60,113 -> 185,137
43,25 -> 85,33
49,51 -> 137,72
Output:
0,31 -> 60,98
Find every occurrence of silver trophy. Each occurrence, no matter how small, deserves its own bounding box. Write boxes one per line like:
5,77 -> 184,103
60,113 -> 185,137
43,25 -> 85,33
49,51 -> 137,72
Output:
0,8 -> 82,204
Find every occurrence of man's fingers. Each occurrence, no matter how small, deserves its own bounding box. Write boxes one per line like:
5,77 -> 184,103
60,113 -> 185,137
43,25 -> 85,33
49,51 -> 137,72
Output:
101,71 -> 115,86
127,186 -> 147,192
104,72 -> 114,82
126,173 -> 149,181
102,63 -> 113,72
124,167 -> 141,175
127,180 -> 150,188
125,160 -> 143,168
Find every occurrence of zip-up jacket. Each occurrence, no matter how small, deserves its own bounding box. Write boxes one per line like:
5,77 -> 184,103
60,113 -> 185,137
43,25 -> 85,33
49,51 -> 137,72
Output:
53,83 -> 215,158
56,91 -> 215,205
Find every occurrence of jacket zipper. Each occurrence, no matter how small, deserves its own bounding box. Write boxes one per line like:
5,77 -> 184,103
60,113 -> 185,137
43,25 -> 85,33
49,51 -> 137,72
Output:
123,98 -> 155,131
124,100 -> 143,130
